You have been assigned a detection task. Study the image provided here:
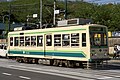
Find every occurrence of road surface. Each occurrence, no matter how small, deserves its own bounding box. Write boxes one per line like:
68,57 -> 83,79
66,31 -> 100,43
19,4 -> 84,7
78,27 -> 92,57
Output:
0,58 -> 120,80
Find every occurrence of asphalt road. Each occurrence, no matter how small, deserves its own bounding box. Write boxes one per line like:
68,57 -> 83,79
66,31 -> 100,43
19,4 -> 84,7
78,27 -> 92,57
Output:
0,58 -> 120,80
0,67 -> 77,80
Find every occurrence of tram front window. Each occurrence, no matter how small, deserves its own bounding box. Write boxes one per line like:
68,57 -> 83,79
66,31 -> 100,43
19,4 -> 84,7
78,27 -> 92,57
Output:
89,26 -> 107,47
90,33 -> 107,47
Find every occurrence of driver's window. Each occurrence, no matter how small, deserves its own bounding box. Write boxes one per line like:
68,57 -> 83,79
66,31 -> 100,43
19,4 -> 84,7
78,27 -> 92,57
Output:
94,34 -> 101,45
95,38 -> 100,45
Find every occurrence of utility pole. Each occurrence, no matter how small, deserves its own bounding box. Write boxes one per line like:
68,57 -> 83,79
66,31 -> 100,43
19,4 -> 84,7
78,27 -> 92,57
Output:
53,0 -> 56,25
7,0 -> 11,31
65,0 -> 67,19
40,0 -> 42,28
8,4 -> 11,31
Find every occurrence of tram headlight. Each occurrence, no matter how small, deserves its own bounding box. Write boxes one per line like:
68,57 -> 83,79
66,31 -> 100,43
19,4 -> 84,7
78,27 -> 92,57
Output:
91,53 -> 97,56
94,53 -> 97,56
104,53 -> 108,56
91,52 -> 95,56
91,53 -> 94,56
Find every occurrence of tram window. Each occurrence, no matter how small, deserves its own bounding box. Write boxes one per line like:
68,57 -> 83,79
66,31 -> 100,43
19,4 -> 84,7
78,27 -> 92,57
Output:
14,37 -> 19,46
20,37 -> 24,46
31,36 -> 36,46
71,33 -> 79,47
62,34 -> 70,47
25,36 -> 30,46
46,35 -> 52,46
10,37 -> 13,46
37,36 -> 43,46
82,33 -> 86,47
54,34 -> 61,46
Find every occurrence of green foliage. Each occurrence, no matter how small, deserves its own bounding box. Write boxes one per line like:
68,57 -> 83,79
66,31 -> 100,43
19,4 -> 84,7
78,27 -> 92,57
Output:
0,0 -> 120,31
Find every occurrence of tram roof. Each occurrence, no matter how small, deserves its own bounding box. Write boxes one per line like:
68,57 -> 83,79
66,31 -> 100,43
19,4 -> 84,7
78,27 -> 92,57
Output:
8,24 -> 106,35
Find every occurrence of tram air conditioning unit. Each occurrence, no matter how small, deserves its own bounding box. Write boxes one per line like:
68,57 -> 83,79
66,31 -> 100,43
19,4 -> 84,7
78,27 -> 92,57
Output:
57,18 -> 92,27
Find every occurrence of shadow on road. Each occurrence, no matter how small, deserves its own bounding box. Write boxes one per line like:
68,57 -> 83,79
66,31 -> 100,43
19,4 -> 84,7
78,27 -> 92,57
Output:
92,59 -> 120,70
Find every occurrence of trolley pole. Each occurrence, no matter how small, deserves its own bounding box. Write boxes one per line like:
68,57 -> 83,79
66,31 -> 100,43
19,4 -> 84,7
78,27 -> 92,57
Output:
40,0 -> 42,28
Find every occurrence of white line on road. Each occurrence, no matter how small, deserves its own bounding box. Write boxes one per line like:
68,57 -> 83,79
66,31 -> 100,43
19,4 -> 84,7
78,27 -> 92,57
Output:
115,76 -> 120,78
19,76 -> 31,80
97,76 -> 113,79
8,65 -> 95,80
2,73 -> 12,76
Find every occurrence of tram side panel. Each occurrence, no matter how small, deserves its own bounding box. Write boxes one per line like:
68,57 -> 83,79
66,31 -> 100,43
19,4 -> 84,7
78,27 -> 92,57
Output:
7,30 -> 90,62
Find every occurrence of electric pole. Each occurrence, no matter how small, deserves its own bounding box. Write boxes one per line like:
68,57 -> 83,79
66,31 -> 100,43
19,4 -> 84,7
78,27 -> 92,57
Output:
65,0 -> 67,19
9,4 -> 11,31
40,0 -> 42,28
53,0 -> 56,26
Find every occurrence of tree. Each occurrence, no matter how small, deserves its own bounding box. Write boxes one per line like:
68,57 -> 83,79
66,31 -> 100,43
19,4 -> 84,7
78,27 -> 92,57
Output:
0,0 -> 120,31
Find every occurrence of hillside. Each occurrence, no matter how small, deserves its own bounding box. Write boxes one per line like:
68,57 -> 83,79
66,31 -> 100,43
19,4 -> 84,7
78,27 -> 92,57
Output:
0,0 -> 120,31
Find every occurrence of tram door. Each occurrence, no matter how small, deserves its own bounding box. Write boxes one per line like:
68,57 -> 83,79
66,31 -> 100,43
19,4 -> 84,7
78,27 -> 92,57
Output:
44,34 -> 53,57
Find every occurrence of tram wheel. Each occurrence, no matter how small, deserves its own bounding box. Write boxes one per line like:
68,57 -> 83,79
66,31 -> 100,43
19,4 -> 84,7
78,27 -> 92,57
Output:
66,61 -> 76,68
50,59 -> 54,66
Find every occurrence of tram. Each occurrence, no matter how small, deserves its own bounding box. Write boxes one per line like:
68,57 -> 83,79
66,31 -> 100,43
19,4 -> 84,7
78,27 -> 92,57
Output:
7,19 -> 110,68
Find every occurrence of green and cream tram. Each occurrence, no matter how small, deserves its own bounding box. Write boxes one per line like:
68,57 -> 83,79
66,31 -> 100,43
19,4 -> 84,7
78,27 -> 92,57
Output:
7,19 -> 110,68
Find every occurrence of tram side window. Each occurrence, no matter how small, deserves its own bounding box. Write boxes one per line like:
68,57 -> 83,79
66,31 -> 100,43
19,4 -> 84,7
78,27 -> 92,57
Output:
20,37 -> 24,46
25,36 -> 30,46
82,33 -> 86,47
14,37 -> 19,46
54,34 -> 61,46
46,35 -> 52,46
71,33 -> 79,47
62,34 -> 70,47
37,36 -> 43,46
10,37 -> 13,46
31,36 -> 36,46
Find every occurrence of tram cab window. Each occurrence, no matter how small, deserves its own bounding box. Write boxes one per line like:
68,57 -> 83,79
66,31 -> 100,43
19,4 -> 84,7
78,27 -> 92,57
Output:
37,36 -> 43,46
89,27 -> 107,47
54,34 -> 61,46
62,34 -> 70,47
71,33 -> 79,47
46,35 -> 52,46
82,33 -> 86,47
25,36 -> 30,46
14,37 -> 19,46
90,33 -> 107,46
20,37 -> 24,46
10,37 -> 13,46
31,36 -> 36,46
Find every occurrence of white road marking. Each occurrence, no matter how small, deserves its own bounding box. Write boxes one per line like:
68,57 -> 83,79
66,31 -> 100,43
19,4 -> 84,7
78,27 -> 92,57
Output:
2,73 -> 12,76
8,65 -> 96,80
19,76 -> 31,80
97,76 -> 113,79
8,65 -> 120,80
115,76 -> 120,78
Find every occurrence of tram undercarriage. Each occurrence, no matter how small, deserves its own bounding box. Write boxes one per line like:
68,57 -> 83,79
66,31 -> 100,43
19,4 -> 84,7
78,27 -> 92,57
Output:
11,56 -> 110,69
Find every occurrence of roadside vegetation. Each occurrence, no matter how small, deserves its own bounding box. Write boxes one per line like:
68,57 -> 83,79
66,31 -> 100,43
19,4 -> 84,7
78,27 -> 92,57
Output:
0,0 -> 120,31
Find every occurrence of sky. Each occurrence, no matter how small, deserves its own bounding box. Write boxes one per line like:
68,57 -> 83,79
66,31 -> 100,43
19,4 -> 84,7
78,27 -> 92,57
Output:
1,0 -> 14,1
61,0 -> 120,4
0,0 -> 12,1
0,0 -> 120,4
84,0 -> 120,4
